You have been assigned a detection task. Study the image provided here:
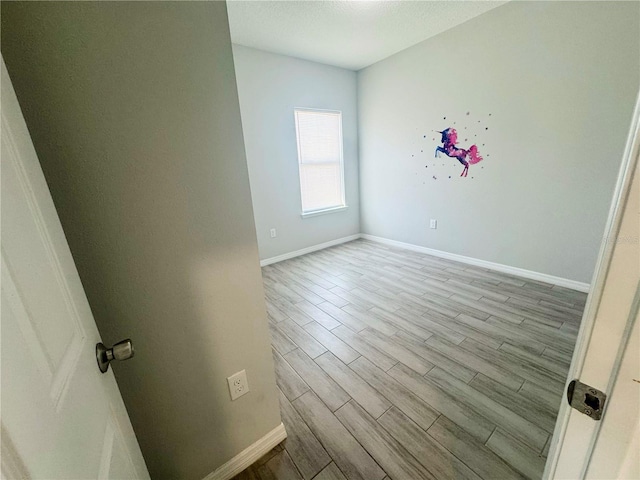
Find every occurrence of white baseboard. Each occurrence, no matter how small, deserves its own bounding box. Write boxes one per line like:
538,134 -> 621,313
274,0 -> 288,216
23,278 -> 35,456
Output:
260,234 -> 361,267
361,234 -> 590,293
202,423 -> 287,480
258,231 -> 590,292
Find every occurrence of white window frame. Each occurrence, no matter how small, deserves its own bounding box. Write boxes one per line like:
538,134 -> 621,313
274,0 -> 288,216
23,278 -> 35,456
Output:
294,108 -> 348,217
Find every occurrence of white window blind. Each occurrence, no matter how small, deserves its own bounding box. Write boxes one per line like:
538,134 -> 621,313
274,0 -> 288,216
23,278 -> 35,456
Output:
294,109 -> 345,214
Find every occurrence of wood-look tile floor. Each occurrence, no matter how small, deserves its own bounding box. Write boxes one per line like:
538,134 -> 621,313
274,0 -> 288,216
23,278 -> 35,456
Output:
234,240 -> 586,480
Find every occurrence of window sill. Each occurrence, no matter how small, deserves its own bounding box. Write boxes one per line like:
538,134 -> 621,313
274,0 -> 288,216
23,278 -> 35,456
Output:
301,205 -> 349,218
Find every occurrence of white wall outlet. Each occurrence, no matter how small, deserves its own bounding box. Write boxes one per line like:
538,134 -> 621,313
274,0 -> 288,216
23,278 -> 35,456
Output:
430,219 -> 437,229
227,369 -> 249,401
270,228 -> 277,238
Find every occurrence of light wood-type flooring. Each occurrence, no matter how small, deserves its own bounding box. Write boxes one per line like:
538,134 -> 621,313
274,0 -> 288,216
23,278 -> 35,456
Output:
234,239 -> 586,480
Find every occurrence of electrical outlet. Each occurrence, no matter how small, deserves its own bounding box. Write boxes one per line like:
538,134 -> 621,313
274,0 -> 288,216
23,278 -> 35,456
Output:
430,219 -> 437,229
270,228 -> 277,238
227,370 -> 249,401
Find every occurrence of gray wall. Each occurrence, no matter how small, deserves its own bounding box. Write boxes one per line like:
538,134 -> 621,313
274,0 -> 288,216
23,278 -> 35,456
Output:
1,3 -> 281,479
232,45 -> 360,261
358,1 -> 639,284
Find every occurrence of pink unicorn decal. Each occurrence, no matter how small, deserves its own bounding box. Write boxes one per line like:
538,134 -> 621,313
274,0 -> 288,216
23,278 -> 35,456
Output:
435,128 -> 483,177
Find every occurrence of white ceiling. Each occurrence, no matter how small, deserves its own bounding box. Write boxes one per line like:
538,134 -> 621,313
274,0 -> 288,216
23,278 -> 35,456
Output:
227,1 -> 508,71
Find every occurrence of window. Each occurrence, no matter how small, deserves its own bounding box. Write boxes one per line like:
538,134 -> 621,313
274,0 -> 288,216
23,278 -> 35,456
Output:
294,109 -> 346,216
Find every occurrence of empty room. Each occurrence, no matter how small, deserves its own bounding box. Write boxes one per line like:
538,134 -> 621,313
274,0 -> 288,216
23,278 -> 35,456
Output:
1,1 -> 638,480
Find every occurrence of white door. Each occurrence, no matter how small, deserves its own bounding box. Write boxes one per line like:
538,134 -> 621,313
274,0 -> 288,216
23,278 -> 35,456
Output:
0,58 -> 149,479
545,93 -> 640,479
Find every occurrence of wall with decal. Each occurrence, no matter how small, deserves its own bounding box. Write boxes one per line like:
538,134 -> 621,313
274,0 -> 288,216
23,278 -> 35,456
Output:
358,1 -> 639,283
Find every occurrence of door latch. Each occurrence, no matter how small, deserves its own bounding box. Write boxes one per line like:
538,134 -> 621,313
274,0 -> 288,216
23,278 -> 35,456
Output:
567,379 -> 607,420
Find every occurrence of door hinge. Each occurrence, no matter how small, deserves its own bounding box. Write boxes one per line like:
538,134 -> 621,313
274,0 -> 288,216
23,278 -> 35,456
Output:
567,379 -> 607,420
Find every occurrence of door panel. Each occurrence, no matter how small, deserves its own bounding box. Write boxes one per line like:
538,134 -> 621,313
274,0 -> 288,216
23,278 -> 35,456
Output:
1,146 -> 85,407
1,57 -> 149,479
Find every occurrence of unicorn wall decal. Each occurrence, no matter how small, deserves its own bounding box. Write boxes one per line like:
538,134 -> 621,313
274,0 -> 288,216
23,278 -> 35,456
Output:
435,128 -> 483,177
